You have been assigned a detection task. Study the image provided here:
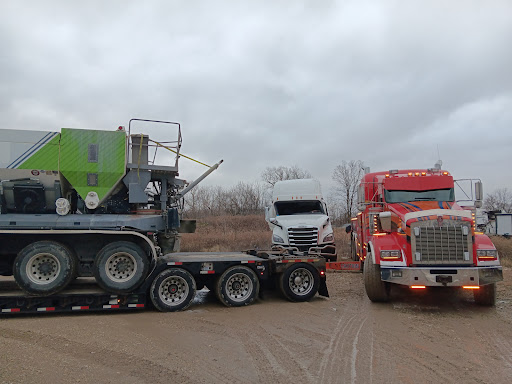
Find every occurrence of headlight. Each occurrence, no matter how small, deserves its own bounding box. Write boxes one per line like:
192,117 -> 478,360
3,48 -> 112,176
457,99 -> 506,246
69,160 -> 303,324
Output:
273,234 -> 284,243
477,249 -> 498,260
323,233 -> 334,243
380,250 -> 401,260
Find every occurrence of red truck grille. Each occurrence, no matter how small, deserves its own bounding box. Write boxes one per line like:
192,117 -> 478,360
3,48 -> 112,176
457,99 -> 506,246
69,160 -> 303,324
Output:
411,220 -> 472,265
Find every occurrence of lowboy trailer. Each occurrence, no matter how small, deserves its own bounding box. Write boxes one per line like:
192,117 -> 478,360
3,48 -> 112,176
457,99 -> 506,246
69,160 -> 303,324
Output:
0,250 -> 328,315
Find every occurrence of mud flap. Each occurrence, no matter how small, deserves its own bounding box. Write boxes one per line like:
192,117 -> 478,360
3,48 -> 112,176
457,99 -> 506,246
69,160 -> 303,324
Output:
318,278 -> 329,297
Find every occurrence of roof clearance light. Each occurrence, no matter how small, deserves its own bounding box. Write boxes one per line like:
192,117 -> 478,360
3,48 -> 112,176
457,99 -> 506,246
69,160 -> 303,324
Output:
385,174 -> 390,178
408,172 -> 413,177
443,172 -> 449,175
415,172 -> 420,176
421,172 -> 426,176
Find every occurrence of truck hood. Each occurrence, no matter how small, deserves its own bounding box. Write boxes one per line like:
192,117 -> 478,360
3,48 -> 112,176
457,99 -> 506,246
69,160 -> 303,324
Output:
388,201 -> 473,224
273,214 -> 330,229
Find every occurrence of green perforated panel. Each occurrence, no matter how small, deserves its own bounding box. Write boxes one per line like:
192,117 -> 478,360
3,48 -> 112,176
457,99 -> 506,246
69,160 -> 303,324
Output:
59,128 -> 126,202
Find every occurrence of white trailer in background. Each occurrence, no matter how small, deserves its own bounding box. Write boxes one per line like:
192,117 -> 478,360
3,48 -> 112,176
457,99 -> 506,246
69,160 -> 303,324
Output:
495,213 -> 512,236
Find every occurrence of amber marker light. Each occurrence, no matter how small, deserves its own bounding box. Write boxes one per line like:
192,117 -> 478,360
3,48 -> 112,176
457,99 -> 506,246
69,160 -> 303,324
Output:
410,285 -> 426,289
462,286 -> 480,290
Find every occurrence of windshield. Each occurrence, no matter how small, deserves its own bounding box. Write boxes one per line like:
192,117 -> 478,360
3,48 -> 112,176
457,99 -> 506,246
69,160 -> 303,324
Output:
274,201 -> 325,216
384,188 -> 455,203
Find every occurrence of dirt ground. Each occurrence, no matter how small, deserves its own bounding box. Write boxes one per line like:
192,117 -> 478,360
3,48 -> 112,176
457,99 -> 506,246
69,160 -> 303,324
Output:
1,269 -> 512,384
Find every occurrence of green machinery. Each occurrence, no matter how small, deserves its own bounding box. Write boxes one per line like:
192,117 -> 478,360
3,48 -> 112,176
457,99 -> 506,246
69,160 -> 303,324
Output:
0,119 -> 222,295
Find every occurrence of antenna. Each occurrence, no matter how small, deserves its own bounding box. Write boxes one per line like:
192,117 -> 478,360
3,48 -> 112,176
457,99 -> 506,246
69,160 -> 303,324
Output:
434,145 -> 442,170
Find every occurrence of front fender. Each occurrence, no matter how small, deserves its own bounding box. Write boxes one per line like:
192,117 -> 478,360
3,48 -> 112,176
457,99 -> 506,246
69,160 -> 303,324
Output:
369,233 -> 407,266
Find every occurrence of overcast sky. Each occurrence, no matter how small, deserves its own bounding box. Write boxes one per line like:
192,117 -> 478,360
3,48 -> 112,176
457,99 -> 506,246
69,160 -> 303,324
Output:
1,0 -> 511,200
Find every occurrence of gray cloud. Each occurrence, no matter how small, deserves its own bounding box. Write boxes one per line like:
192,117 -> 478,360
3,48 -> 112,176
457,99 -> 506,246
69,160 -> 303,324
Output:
1,0 -> 511,196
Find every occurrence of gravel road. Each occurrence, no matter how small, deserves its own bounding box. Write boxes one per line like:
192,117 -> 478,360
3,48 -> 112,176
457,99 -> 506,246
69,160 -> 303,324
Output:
1,269 -> 511,384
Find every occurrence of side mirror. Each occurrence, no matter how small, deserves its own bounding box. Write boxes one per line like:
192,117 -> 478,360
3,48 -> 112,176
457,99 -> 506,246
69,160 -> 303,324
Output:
379,211 -> 392,232
345,224 -> 352,233
475,181 -> 483,207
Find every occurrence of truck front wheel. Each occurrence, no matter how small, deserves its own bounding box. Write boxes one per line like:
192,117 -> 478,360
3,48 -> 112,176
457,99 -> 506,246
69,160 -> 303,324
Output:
215,266 -> 259,307
474,283 -> 496,306
150,268 -> 196,312
94,241 -> 149,294
13,241 -> 77,296
279,263 -> 320,302
363,253 -> 390,302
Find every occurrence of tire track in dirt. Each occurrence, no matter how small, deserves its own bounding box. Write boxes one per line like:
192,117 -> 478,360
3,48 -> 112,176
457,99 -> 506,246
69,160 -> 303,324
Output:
0,327 -> 191,383
317,310 -> 370,384
229,323 -> 319,383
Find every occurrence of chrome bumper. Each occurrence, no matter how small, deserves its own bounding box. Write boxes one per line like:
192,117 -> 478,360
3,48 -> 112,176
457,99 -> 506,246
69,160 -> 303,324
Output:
380,266 -> 503,287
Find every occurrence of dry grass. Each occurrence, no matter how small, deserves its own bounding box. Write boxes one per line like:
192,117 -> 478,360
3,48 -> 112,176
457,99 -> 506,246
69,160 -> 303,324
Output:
491,236 -> 512,267
181,215 -> 272,252
181,214 -> 352,259
181,215 -> 512,267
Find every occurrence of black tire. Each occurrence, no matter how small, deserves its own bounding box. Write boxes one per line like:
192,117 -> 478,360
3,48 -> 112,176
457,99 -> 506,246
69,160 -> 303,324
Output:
474,283 -> 496,306
363,253 -> 390,302
150,268 -> 196,312
94,241 -> 149,294
279,263 -> 320,302
13,241 -> 77,296
215,266 -> 259,307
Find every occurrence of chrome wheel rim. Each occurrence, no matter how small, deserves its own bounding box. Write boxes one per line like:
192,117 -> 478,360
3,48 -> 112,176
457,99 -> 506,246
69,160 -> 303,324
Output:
289,268 -> 314,296
26,253 -> 61,285
105,252 -> 137,282
226,273 -> 253,303
159,275 -> 189,306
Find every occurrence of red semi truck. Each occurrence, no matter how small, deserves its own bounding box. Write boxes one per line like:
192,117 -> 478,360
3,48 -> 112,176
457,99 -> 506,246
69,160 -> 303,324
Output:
348,166 -> 503,305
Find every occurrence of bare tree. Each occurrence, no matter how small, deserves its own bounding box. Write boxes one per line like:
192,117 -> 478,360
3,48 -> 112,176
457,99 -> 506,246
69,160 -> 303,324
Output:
261,165 -> 312,187
484,188 -> 512,212
183,183 -> 266,218
331,160 -> 365,224
227,182 -> 265,216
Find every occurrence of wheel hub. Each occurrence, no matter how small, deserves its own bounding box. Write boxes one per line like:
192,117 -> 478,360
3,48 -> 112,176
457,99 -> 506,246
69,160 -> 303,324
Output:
232,281 -> 242,291
168,284 -> 178,294
294,276 -> 303,285
115,260 -> 130,273
39,261 -> 55,275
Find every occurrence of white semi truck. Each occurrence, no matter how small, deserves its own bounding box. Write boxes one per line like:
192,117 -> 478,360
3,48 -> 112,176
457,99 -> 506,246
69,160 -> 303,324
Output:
265,179 -> 337,261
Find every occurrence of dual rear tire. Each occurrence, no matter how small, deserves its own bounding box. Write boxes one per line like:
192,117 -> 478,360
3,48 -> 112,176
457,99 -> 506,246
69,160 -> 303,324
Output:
13,240 -> 150,296
13,241 -> 77,296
